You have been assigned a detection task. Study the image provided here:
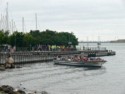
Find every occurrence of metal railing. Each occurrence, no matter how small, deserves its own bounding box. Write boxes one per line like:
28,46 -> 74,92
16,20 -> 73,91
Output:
0,51 -> 81,64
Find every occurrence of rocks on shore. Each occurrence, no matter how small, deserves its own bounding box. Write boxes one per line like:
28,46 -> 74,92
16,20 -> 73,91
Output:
0,85 -> 49,94
0,85 -> 26,94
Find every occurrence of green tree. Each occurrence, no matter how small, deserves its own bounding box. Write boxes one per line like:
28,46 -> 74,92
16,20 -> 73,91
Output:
0,30 -> 10,45
9,31 -> 25,47
0,30 -> 4,45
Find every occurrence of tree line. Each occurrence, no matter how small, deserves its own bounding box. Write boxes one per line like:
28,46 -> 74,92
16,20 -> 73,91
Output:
0,29 -> 78,49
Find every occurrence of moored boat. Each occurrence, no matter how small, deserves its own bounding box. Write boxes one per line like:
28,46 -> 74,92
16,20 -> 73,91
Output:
54,57 -> 106,67
54,60 -> 84,67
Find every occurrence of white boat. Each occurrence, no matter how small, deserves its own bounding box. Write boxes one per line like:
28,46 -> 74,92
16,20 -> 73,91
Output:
54,58 -> 106,67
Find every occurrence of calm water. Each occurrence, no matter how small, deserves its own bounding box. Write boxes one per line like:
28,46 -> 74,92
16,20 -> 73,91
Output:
0,43 -> 125,94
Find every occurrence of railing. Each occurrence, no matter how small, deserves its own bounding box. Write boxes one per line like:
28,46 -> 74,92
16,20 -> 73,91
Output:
0,51 -> 53,64
83,47 -> 107,51
0,51 -> 81,64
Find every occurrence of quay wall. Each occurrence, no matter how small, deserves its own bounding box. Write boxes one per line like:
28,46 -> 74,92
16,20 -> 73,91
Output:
0,51 -> 81,64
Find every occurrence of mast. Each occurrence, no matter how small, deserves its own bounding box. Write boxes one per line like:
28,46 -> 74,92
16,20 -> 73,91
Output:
6,2 -> 9,31
2,15 -> 5,30
35,13 -> 37,30
22,17 -> 24,32
13,21 -> 17,31
87,36 -> 89,48
11,19 -> 13,33
0,14 -> 2,30
97,36 -> 101,50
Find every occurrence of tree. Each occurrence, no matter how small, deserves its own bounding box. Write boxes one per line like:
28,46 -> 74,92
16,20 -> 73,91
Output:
0,30 -> 4,45
1,29 -> 78,49
9,31 -> 25,47
0,30 -> 10,45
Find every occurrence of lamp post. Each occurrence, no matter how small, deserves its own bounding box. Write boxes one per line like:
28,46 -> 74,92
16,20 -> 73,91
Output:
68,41 -> 72,51
14,33 -> 16,50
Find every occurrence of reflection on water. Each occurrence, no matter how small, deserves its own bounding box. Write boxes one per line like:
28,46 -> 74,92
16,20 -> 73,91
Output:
83,67 -> 106,76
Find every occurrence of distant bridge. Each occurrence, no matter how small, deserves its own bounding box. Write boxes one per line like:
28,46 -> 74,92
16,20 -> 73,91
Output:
79,41 -> 110,43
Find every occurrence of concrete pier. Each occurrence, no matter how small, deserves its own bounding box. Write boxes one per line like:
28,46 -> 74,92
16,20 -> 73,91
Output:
0,51 -> 81,64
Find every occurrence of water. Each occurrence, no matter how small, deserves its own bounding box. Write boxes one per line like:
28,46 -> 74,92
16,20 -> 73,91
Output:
0,43 -> 125,94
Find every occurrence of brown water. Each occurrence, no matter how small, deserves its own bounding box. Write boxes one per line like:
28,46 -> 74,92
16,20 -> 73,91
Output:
0,43 -> 125,94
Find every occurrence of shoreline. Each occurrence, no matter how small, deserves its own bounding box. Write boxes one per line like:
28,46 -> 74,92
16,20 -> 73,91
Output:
0,85 -> 48,94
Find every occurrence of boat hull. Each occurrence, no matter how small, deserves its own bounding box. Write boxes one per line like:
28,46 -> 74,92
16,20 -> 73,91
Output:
54,60 -> 105,67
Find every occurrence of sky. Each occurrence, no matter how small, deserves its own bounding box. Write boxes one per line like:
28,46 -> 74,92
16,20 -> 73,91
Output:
0,0 -> 125,41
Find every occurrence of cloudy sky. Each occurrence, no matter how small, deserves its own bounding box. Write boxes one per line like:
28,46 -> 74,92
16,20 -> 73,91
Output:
0,0 -> 125,41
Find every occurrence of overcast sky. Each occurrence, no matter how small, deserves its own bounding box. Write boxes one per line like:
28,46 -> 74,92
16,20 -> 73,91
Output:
0,0 -> 125,41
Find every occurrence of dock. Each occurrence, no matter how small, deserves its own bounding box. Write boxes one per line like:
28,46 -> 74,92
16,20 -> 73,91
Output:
0,51 -> 81,64
0,49 -> 115,65
80,47 -> 116,57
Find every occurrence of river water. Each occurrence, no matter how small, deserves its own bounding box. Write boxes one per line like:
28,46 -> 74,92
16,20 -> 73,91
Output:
0,43 -> 125,94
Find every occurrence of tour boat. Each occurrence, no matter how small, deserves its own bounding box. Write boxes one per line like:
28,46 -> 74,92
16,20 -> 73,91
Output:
54,58 -> 106,67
